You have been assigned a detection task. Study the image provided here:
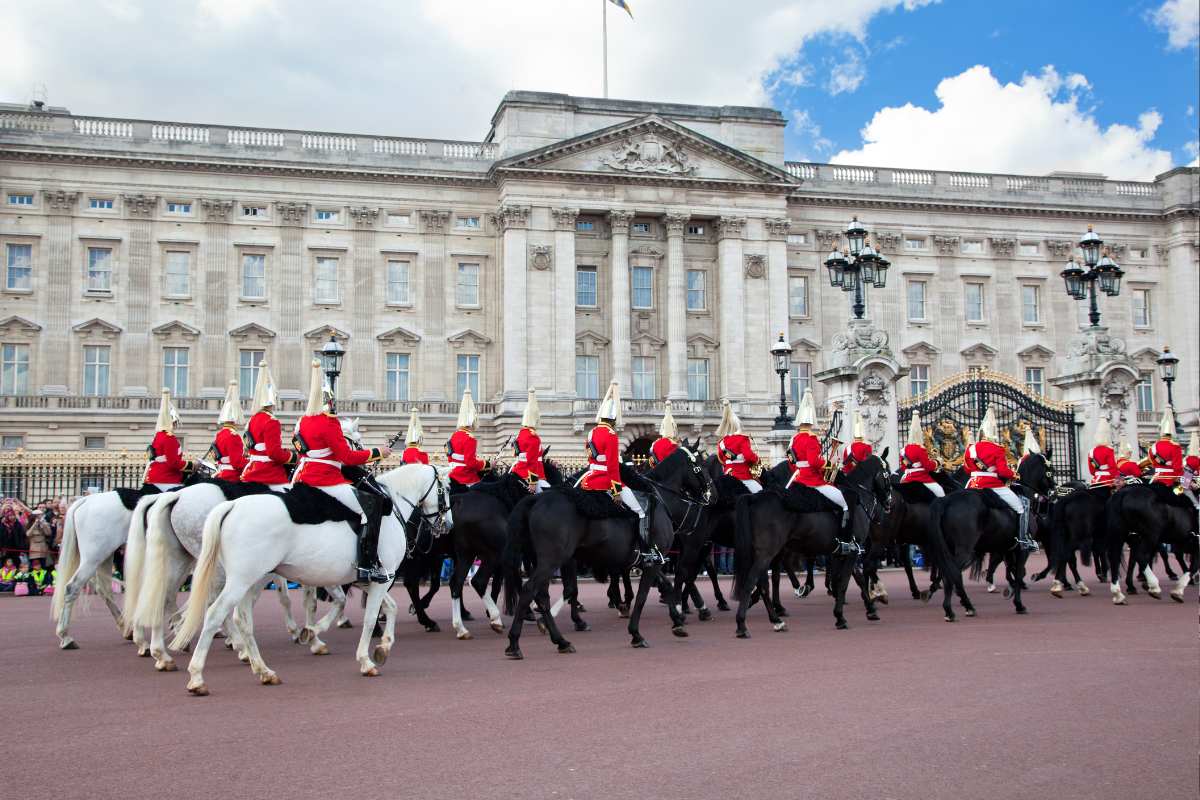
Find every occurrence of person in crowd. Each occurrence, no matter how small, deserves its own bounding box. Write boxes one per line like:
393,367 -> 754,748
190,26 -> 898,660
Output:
401,407 -> 430,464
716,400 -> 761,492
841,410 -> 873,474
899,412 -> 944,497
1115,441 -> 1143,481
1087,418 -> 1119,488
965,406 -> 1036,551
1,501 -> 29,559
24,509 -> 52,565
0,557 -> 17,591
27,558 -> 50,595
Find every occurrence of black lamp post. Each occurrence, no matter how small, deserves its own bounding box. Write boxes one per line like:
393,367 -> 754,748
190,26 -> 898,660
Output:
770,332 -> 794,430
1156,345 -> 1184,436
316,332 -> 346,396
1060,224 -> 1123,327
824,216 -> 891,320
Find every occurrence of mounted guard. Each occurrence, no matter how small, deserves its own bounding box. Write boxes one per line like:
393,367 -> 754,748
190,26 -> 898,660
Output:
401,407 -> 429,464
1143,407 -> 1183,487
1115,440 -> 1142,481
841,409 -> 873,474
899,411 -> 943,497
511,388 -> 549,492
785,388 -> 850,528
1087,417 -> 1118,488
447,389 -> 486,489
964,406 -> 1036,551
716,399 -> 761,492
650,401 -> 680,465
239,360 -> 294,490
145,388 -> 191,490
1183,431 -> 1199,507
211,380 -> 247,482
293,359 -> 392,583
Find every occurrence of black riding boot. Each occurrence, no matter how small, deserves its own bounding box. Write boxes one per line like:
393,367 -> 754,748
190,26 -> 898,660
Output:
1016,497 -> 1038,552
637,515 -> 664,566
834,509 -> 859,556
355,490 -> 390,584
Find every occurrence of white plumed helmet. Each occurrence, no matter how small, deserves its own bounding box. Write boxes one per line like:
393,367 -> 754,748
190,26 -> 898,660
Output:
851,409 -> 865,441
795,388 -> 816,428
978,406 -> 998,442
1092,417 -> 1112,448
217,380 -> 245,427
155,388 -> 179,433
596,381 -> 622,427
907,412 -> 923,447
1022,425 -> 1041,456
456,389 -> 478,430
250,360 -> 278,414
404,406 -> 423,446
1159,406 -> 1176,439
521,388 -> 540,429
715,399 -> 743,438
304,359 -> 330,416
659,401 -> 678,439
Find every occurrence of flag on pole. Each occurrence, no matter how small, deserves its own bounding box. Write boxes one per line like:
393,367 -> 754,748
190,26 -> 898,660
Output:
608,0 -> 633,18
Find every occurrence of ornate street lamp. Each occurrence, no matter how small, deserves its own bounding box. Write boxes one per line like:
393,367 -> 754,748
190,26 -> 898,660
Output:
1156,345 -> 1183,436
1059,224 -> 1123,328
824,216 -> 890,320
770,332 -> 794,431
315,331 -> 346,396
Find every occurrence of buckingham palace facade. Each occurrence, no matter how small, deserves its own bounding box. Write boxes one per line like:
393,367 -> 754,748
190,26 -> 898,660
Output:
0,91 -> 1196,456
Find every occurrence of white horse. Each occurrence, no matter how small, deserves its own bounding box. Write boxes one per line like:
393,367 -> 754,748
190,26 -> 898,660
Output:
172,463 -> 451,695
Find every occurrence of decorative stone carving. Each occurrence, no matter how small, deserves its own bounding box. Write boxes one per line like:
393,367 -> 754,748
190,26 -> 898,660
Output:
663,213 -> 689,237
989,237 -> 1017,257
764,218 -> 792,240
1107,242 -> 1127,259
72,318 -> 123,340
815,229 -> 840,250
932,235 -> 960,255
607,209 -> 635,233
1046,239 -> 1074,258
832,323 -> 889,358
629,247 -> 664,260
41,190 -> 78,212
419,209 -> 451,232
200,198 -> 234,221
123,194 -> 159,217
875,231 -> 900,254
528,244 -> 553,271
229,322 -> 276,343
743,253 -> 766,279
1066,327 -> 1126,361
0,316 -> 42,336
856,371 -> 892,449
1100,372 -> 1137,444
496,205 -> 530,231
600,133 -> 697,175
275,201 -> 309,224
551,207 -> 580,231
150,320 -> 200,341
716,216 -> 746,239
1154,243 -> 1168,260
348,206 -> 380,228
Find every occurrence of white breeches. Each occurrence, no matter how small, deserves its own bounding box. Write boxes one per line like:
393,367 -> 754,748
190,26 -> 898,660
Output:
151,483 -> 181,491
315,483 -> 367,523
532,479 -> 551,493
920,481 -> 945,498
619,486 -> 645,518
990,486 -> 1024,515
267,484 -> 289,493
741,479 -> 763,493
813,483 -> 849,512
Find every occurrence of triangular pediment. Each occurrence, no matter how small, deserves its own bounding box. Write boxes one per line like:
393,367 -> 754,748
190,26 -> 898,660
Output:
960,342 -> 999,360
304,325 -> 349,342
902,340 -> 940,359
229,322 -> 276,340
72,317 -> 122,336
376,325 -> 421,345
447,328 -> 492,347
151,320 -> 201,338
790,337 -> 821,354
1130,346 -> 1161,366
494,115 -> 794,187
0,315 -> 42,334
1016,344 -> 1055,361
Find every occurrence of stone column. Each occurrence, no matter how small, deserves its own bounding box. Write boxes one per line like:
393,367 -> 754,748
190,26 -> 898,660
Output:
499,205 -> 531,402
608,210 -> 635,391
1162,237 -> 1199,427
39,190 -> 77,395
716,216 -> 747,400
200,198 -> 234,395
349,207 -> 380,399
552,208 -> 580,398
765,217 -> 791,348
417,210 -> 450,401
275,202 -> 308,394
664,213 -> 689,401
122,193 -> 158,396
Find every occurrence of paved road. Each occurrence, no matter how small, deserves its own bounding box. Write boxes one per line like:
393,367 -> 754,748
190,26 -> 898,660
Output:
4,561 -> 1196,800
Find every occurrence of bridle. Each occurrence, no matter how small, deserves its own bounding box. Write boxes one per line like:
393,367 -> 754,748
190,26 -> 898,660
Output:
640,449 -> 714,537
841,456 -> 893,528
391,467 -> 451,555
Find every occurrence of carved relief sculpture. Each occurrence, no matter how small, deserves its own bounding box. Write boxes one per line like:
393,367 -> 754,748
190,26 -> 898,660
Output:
600,133 -> 697,175
743,254 -> 766,279
528,244 -> 553,271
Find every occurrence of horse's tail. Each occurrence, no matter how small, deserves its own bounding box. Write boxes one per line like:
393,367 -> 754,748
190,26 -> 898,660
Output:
502,495 -> 535,614
51,497 -> 84,621
171,500 -> 233,650
731,494 -> 755,598
120,494 -> 158,635
924,497 -> 953,583
967,551 -> 987,583
132,492 -> 182,632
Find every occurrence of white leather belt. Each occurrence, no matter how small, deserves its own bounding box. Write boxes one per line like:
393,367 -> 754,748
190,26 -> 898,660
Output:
903,467 -> 925,478
587,464 -> 608,473
248,454 -> 272,463
219,457 -> 232,465
595,454 -> 607,462
309,448 -> 332,458
517,453 -> 528,462
795,461 -> 811,468
970,471 -> 995,478
253,443 -> 267,452
1154,467 -> 1174,475
153,455 -> 167,463
450,453 -> 465,462
729,455 -> 746,463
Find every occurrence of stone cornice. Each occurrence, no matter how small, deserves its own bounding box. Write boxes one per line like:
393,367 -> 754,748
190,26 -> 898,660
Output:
122,193 -> 158,217
199,197 -> 235,221
764,217 -> 791,240
274,201 -> 309,224
787,192 -> 1191,223
349,206 -> 380,228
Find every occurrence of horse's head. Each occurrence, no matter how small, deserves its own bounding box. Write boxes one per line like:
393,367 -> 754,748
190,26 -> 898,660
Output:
380,463 -> 453,534
847,453 -> 894,513
678,445 -> 716,506
1017,450 -> 1055,497
339,417 -> 363,449
543,458 -> 565,487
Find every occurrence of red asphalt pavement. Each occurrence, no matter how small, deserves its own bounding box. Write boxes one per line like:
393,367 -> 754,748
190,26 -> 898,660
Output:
3,560 -> 1196,800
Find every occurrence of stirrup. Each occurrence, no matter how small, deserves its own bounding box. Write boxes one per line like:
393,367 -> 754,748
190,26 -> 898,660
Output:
834,540 -> 862,556
357,565 -> 393,585
1017,538 -> 1040,553
639,548 -> 665,567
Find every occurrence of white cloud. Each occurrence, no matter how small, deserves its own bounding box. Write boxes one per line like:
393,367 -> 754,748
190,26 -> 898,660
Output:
1150,0 -> 1200,49
1185,140 -> 1199,167
830,65 -> 1175,180
0,0 -> 935,139
828,51 -> 867,95
791,109 -> 833,159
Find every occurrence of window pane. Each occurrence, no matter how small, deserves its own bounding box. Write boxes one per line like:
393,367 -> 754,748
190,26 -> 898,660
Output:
238,349 -> 263,399
907,281 -> 926,320
576,267 -> 597,306
1133,289 -> 1150,327
165,251 -> 190,296
456,263 -> 480,306
631,356 -> 656,400
789,275 -> 808,317
1021,285 -> 1039,323
1,343 -> 30,395
315,257 -> 338,303
1024,367 -> 1044,396
6,244 -> 32,290
965,283 -> 984,321
1136,373 -> 1154,412
162,347 -> 189,396
909,364 -> 930,397
686,270 -> 705,310
631,266 -> 653,309
456,354 -> 480,399
385,352 -> 410,401
687,358 -> 709,401
83,346 -> 110,396
387,261 -> 410,305
242,254 -> 266,298
789,360 -> 812,406
87,248 -> 112,291
575,356 -> 599,399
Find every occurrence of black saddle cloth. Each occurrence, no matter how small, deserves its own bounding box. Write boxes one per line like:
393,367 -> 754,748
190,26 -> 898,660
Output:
771,485 -> 842,515
466,472 -> 531,514
1149,481 -> 1196,510
894,482 -> 942,505
556,487 -> 639,521
276,483 -> 361,527
116,484 -> 162,511
190,477 -> 275,501
712,475 -> 750,515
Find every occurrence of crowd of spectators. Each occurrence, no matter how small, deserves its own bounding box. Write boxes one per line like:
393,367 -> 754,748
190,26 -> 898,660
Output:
1,496 -> 68,596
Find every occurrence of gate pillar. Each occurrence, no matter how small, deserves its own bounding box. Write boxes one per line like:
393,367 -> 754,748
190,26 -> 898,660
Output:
816,319 -> 907,458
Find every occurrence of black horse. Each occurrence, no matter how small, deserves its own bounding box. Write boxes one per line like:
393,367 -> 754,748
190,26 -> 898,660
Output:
1103,482 -> 1198,604
861,469 -> 960,602
731,455 -> 893,637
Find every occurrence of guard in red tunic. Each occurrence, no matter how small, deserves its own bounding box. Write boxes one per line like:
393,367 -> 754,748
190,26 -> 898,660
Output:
510,389 -> 549,492
145,389 -> 191,490
239,360 -> 294,490
1184,431 -> 1200,507
1087,417 -> 1118,488
447,390 -> 486,487
965,407 -> 1035,551
211,380 -> 247,482
841,410 -> 873,475
401,407 -> 429,465
649,402 -> 680,466
784,389 -> 849,534
1144,407 -> 1183,487
899,411 -> 943,498
716,400 -> 761,492
293,360 -> 391,583
1115,441 -> 1142,482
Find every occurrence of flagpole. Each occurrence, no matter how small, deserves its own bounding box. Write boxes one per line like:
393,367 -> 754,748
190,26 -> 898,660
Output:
602,0 -> 608,98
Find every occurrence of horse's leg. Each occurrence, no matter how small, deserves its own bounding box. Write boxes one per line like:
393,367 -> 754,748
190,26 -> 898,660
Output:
449,551 -> 473,640
852,560 -> 880,621
1108,538 -> 1128,604
1069,553 -> 1089,595
1161,547 -> 1179,580
706,550 -> 729,612
233,594 -> 279,684
355,583 -> 390,676
769,556 -> 787,617
606,575 -> 626,616
830,555 -> 855,630
794,558 -> 815,599
149,550 -> 192,673
622,569 -> 634,606
735,555 -> 774,639
1008,550 -> 1028,615
270,575 -> 301,641
984,551 -> 1002,593
899,545 -> 920,600
469,557 -> 504,633
404,562 -> 440,632
506,563 -> 555,660
55,549 -> 111,650
1141,550 -> 1163,599
94,558 -> 124,625
560,560 -> 590,633
370,593 -> 398,666
628,561 -> 675,647
185,577 -> 257,696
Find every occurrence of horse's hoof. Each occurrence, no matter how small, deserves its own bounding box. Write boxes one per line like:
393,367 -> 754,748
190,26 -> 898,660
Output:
238,652 -> 250,664
672,625 -> 688,638
735,630 -> 750,639
877,594 -> 889,606
311,643 -> 329,656
461,609 -> 474,622
1170,591 -> 1185,603
1015,606 -> 1028,615
456,630 -> 473,641
1148,589 -> 1162,600
1050,581 -> 1064,598
372,645 -> 390,664
775,606 -> 790,617
504,646 -> 523,660
490,621 -> 505,634
575,603 -> 588,613
717,601 -> 731,611
1112,595 -> 1127,606
617,605 -> 630,619
986,584 -> 997,594
697,608 -> 712,622
337,619 -> 352,629
123,631 -> 134,642
362,666 -> 380,677
772,621 -> 788,632
223,639 -> 234,650
944,615 -> 956,622
631,638 -> 648,649
574,621 -> 591,632
558,642 -> 576,654
297,628 -> 313,645
59,639 -> 78,650
964,608 -> 976,617
911,592 -> 922,600
1077,583 -> 1091,597
1002,587 -> 1013,599
260,672 -> 281,685
155,659 -> 177,672
919,591 -> 931,603
424,622 -> 441,633
535,620 -> 548,635
137,646 -> 151,658
866,612 -> 880,621
187,682 -> 210,697
835,619 -> 848,630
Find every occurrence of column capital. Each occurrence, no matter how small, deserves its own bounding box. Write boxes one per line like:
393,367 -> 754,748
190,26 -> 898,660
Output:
552,207 -> 580,231
418,209 -> 451,233
123,194 -> 160,218
764,217 -> 791,241
663,213 -> 689,237
200,197 -> 235,221
41,189 -> 78,213
607,209 -> 635,233
348,206 -> 380,228
716,216 -> 747,239
495,204 -> 531,231
274,201 -> 309,225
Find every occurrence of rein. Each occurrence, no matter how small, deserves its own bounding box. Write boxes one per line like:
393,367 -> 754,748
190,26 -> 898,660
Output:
641,475 -> 706,537
389,469 -> 450,556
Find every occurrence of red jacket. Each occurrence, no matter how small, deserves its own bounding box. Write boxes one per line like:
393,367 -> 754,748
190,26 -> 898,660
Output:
650,437 -> 678,465
1185,454 -> 1200,473
293,413 -> 377,487
581,423 -> 621,491
1087,445 -> 1118,487
964,441 -> 1013,489
240,412 -> 295,485
1116,458 -> 1142,479
842,441 -> 873,474
1149,438 -> 1183,485
401,446 -> 429,465
212,426 -> 247,482
145,431 -> 187,484
718,434 -> 759,481
900,443 -> 937,484
447,429 -> 485,485
511,427 -> 545,481
788,431 -> 826,487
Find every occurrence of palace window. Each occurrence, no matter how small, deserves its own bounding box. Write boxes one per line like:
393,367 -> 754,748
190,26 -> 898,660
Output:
1019,242 -> 1039,256
83,345 -> 110,396
789,275 -> 809,317
576,267 -> 598,307
790,360 -> 812,406
6,243 -> 32,291
909,364 -> 930,397
455,215 -> 481,230
631,222 -> 651,234
631,356 -> 656,400
314,257 -> 339,304
314,209 -> 339,223
1,343 -> 29,395
162,347 -> 189,397
386,260 -> 411,306
575,220 -> 595,232
242,205 -> 267,218
456,262 -> 481,307
907,280 -> 927,321
575,355 -> 600,399
787,233 -> 807,246
1025,367 -> 1044,396
455,354 -> 480,399
964,282 -> 985,322
83,435 -> 106,450
961,240 -> 984,255
238,350 -> 263,399
686,224 -> 705,236
1132,288 -> 1151,328
1021,284 -> 1040,324
1136,372 -> 1154,412
386,213 -> 410,226
89,198 -> 114,210
631,266 -> 653,309
7,194 -> 34,206
241,253 -> 266,299
904,237 -> 925,251
1,435 -> 24,450
87,247 -> 113,292
165,202 -> 192,215
164,251 -> 190,296
385,353 -> 410,402
687,358 -> 709,401
686,270 -> 706,310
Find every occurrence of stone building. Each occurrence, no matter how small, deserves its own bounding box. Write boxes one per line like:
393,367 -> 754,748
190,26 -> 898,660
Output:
0,91 -> 1196,473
